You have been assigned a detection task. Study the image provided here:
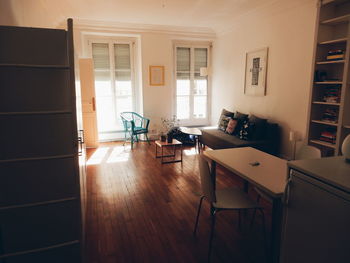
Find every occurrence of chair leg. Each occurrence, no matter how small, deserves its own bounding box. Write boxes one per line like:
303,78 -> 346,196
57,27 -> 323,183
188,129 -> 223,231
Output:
193,196 -> 205,236
208,207 -> 217,262
250,195 -> 261,228
123,131 -> 127,146
145,133 -> 150,145
259,208 -> 268,257
131,134 -> 134,149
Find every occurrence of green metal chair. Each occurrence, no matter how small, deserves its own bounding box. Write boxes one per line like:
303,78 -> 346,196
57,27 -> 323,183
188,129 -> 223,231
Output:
120,112 -> 150,149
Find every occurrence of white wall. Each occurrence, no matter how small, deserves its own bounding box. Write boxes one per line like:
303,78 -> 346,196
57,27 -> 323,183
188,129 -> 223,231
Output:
0,0 -> 214,138
74,26 -> 214,137
211,0 -> 317,158
1,0 -> 319,152
140,33 -> 174,135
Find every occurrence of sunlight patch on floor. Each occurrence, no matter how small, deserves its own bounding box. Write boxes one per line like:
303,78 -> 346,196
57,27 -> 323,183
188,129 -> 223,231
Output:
184,148 -> 197,156
87,147 -> 109,165
106,145 -> 130,163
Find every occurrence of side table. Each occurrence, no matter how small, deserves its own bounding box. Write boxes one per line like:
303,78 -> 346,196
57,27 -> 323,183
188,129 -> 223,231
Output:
155,139 -> 183,164
179,127 -> 202,153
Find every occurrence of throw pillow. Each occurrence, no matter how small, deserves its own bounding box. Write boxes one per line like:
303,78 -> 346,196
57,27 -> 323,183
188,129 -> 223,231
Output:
225,118 -> 238,134
234,111 -> 249,135
249,114 -> 267,140
239,120 -> 256,140
218,116 -> 231,131
235,111 -> 249,120
218,109 -> 235,130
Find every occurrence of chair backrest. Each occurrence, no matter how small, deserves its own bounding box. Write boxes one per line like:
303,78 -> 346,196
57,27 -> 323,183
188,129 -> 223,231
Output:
120,112 -> 150,131
295,145 -> 321,160
198,155 -> 216,203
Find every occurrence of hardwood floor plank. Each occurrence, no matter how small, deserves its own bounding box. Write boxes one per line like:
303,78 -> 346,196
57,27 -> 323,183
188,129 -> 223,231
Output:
85,142 -> 270,263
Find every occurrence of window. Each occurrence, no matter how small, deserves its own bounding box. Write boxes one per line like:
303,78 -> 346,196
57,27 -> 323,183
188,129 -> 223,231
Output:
175,44 -> 210,125
90,39 -> 136,140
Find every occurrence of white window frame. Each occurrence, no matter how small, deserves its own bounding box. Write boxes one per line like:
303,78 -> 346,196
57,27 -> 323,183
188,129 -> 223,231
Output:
86,36 -> 138,133
173,42 -> 211,127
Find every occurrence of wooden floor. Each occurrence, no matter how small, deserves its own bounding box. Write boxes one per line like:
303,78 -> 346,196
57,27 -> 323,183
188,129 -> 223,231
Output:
85,141 -> 272,263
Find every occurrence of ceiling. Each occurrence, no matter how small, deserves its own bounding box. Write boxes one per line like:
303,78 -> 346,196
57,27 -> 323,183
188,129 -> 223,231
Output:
1,0 -> 278,34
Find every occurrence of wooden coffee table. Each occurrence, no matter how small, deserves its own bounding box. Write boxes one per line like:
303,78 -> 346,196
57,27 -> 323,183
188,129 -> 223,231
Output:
155,139 -> 183,164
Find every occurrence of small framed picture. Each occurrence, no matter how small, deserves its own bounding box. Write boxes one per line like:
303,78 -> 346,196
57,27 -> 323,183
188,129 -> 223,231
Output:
244,47 -> 268,96
149,66 -> 165,86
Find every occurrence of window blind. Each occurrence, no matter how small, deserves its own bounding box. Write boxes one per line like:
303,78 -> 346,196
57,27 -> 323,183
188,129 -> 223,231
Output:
92,43 -> 109,70
176,47 -> 190,72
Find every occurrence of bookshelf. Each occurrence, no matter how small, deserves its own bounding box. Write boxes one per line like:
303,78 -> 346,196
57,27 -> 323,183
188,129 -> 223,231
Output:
307,0 -> 350,156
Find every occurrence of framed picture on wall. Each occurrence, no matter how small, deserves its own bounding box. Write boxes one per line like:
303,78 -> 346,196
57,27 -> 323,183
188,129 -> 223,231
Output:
149,65 -> 165,86
244,47 -> 268,96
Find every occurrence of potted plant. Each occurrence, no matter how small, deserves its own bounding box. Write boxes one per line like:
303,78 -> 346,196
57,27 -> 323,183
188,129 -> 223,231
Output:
161,115 -> 180,143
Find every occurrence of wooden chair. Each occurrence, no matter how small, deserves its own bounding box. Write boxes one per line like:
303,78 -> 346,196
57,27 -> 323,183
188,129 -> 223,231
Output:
193,155 -> 266,261
120,112 -> 150,149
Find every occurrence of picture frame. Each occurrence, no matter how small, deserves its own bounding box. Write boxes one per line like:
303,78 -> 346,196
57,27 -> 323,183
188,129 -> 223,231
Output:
149,65 -> 165,86
244,47 -> 268,96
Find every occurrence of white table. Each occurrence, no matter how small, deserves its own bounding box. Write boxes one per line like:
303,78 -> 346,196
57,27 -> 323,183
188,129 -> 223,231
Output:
179,127 -> 202,153
203,147 -> 287,263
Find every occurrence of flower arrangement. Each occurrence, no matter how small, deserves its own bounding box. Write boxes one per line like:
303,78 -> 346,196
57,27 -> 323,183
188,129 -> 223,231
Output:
161,115 -> 180,134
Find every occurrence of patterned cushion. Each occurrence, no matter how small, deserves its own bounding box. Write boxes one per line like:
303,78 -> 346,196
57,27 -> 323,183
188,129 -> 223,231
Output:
218,116 -> 231,131
239,120 -> 256,140
218,109 -> 235,130
234,111 -> 249,135
225,118 -> 238,134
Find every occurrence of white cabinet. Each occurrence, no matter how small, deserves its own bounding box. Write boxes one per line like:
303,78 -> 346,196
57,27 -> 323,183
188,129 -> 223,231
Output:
281,157 -> 350,263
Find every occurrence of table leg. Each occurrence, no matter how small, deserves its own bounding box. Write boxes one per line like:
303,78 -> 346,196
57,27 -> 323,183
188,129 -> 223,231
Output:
270,198 -> 283,263
243,180 -> 249,193
161,146 -> 164,164
196,136 -> 200,153
180,144 -> 183,162
210,160 -> 217,189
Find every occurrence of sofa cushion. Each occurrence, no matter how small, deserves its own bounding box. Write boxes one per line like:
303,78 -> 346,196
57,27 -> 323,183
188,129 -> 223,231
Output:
249,114 -> 267,140
235,111 -> 248,120
239,121 -> 255,140
234,111 -> 249,135
218,109 -> 235,131
218,116 -> 231,131
225,118 -> 238,134
200,128 -> 268,150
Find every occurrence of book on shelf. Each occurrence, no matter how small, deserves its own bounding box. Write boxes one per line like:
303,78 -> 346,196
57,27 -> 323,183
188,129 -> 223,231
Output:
323,86 -> 340,103
326,49 -> 344,61
326,54 -> 344,60
319,129 -> 336,144
321,108 -> 338,123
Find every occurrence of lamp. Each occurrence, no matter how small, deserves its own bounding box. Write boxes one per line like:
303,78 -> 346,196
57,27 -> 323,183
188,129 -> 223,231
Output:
200,67 -> 208,77
289,131 -> 296,160
342,134 -> 350,163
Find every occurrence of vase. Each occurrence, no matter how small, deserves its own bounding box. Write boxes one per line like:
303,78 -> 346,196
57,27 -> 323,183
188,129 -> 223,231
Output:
342,134 -> 350,163
160,134 -> 166,142
167,134 -> 173,143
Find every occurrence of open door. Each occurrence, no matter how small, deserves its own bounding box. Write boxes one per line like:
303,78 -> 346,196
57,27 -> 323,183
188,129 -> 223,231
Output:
79,58 -> 99,148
